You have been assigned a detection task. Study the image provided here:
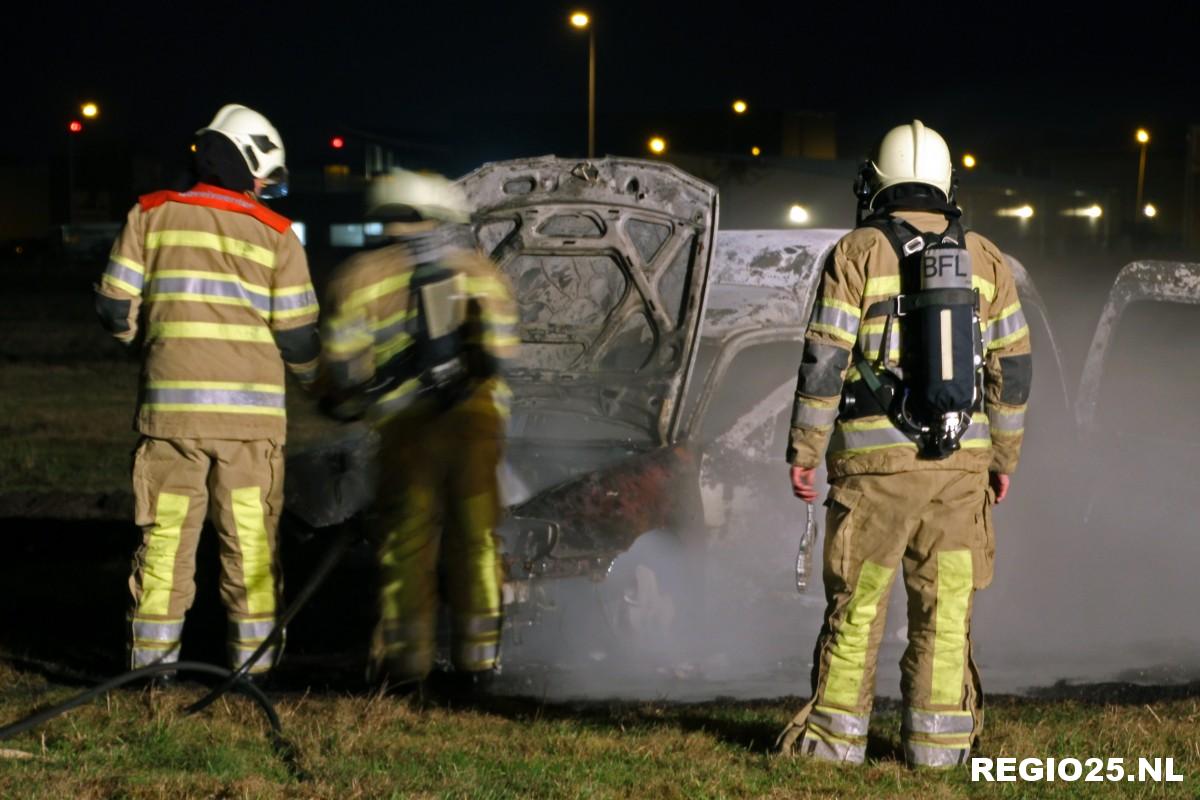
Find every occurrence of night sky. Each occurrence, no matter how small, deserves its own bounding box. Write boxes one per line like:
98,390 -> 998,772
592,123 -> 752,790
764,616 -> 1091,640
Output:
5,2 -> 1198,175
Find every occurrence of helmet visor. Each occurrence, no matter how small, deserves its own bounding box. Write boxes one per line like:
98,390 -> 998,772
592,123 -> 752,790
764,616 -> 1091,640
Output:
258,166 -> 289,200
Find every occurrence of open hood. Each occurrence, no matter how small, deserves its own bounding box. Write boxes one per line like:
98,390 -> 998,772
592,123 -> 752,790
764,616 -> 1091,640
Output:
457,157 -> 718,447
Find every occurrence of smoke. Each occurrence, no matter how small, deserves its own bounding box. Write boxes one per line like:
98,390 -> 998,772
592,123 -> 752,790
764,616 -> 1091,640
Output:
495,240 -> 1200,701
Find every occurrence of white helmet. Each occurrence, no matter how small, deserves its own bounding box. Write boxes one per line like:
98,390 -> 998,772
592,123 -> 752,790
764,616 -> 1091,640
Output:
866,119 -> 954,206
197,104 -> 288,198
366,169 -> 471,224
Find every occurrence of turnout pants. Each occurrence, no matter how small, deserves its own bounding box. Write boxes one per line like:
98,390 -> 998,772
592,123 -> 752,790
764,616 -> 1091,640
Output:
778,469 -> 995,767
371,378 -> 507,684
128,437 -> 284,674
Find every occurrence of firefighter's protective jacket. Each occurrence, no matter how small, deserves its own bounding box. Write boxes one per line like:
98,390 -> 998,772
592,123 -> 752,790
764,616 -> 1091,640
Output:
787,210 -> 1032,478
95,183 -> 320,441
320,230 -> 518,420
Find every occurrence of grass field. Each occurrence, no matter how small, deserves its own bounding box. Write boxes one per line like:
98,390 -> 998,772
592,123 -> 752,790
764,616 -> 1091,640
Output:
0,662 -> 1197,799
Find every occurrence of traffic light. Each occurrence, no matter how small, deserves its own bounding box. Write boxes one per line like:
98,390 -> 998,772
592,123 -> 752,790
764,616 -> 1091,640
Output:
330,135 -> 345,150
68,120 -> 83,133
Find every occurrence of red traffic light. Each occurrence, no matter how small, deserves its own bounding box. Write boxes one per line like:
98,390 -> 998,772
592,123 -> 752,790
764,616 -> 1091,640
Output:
330,136 -> 345,149
68,120 -> 83,133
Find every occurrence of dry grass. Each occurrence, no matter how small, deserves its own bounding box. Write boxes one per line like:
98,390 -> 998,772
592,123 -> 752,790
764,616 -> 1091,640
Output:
0,663 -> 1196,799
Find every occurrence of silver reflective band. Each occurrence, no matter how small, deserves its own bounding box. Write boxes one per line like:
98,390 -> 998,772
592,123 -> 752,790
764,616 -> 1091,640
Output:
903,708 -> 975,735
456,614 -> 502,638
272,288 -> 318,313
455,642 -> 500,667
906,742 -> 970,768
231,645 -> 277,672
105,260 -> 145,291
830,421 -> 917,453
231,618 -> 276,641
149,276 -> 271,312
962,418 -> 992,444
131,644 -> 181,669
809,706 -> 870,737
814,305 -> 861,339
131,618 -> 184,643
800,733 -> 866,764
988,407 -> 1025,433
792,400 -> 839,429
144,387 -> 285,409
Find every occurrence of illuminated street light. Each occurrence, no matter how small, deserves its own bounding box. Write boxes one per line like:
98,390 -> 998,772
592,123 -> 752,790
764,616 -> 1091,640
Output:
1062,204 -> 1103,219
962,153 -> 977,169
81,102 -> 99,119
1135,128 -> 1150,216
1136,128 -> 1150,145
1144,203 -> 1158,218
750,146 -> 761,157
997,205 -> 1034,219
648,136 -> 667,155
190,143 -> 197,152
788,204 -> 810,225
570,11 -> 596,158
732,99 -> 748,115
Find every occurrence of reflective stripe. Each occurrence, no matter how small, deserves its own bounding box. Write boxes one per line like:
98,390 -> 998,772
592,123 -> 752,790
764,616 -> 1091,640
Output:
230,618 -> 277,642
271,284 -> 319,320
905,741 -> 970,768
103,260 -> 145,294
858,320 -> 901,363
455,641 -> 500,670
829,418 -> 917,457
864,275 -> 900,299
932,550 -> 973,705
800,730 -> 867,764
325,313 -> 374,357
369,378 -> 423,422
823,559 -> 894,707
143,404 -> 285,417
145,230 -> 276,269
148,275 -> 271,314
131,644 -> 181,669
988,405 -> 1025,435
231,644 -> 277,674
291,361 -> 320,385
792,397 -> 839,429
138,492 -> 190,617
986,303 -> 1028,351
110,254 -> 145,274
464,275 -> 509,296
811,300 -> 861,343
154,269 -> 269,295
457,614 -> 502,639
809,705 -> 870,737
959,414 -> 992,449
972,275 -> 996,303
145,385 -> 285,410
810,321 -> 856,345
344,273 -> 412,311
462,491 -> 502,610
147,321 -> 274,343
131,617 -> 184,644
375,329 -> 415,366
904,708 -> 975,735
231,486 -> 275,616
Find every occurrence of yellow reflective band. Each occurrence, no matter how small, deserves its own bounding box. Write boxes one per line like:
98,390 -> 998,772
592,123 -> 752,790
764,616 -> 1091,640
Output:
932,549 -> 973,705
482,310 -> 520,326
272,282 -> 315,297
959,439 -> 991,449
864,275 -> 900,298
375,331 -> 414,365
143,404 -> 286,416
344,273 -> 412,311
462,491 -> 502,614
146,380 -> 283,393
821,297 -> 862,318
823,559 -> 895,707
147,321 -> 274,343
972,275 -> 997,303
101,273 -> 141,296
270,304 -> 319,321
145,230 -> 276,268
482,333 -> 521,348
990,301 -> 1022,324
110,254 -> 145,274
840,417 -> 898,433
987,326 -> 1030,352
231,487 -> 275,616
378,378 -> 422,406
797,396 -> 838,410
152,269 -> 270,296
371,308 -> 416,332
804,726 -> 862,748
810,322 -> 857,344
465,275 -> 508,296
138,492 -> 190,617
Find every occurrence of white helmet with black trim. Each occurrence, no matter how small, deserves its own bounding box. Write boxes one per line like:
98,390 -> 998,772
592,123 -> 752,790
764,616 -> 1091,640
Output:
366,169 -> 471,224
860,119 -> 954,208
197,104 -> 288,198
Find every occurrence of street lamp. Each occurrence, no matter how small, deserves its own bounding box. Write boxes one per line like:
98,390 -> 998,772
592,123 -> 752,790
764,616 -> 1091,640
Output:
1144,203 -> 1158,218
1135,128 -> 1150,217
750,146 -> 761,157
732,99 -> 748,115
570,11 -> 596,158
648,136 -> 666,156
962,153 -> 977,169
81,102 -> 99,119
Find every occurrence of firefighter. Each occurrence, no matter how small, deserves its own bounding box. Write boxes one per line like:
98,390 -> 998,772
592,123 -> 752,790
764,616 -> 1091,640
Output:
95,104 -> 320,680
776,121 -> 1032,767
320,169 -> 518,692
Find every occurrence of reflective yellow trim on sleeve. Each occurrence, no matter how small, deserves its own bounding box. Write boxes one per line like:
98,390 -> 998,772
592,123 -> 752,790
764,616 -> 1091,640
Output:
375,331 -> 414,365
101,273 -> 141,295
972,275 -> 997,303
110,254 -> 145,274
932,549 -> 974,705
371,308 -> 416,332
823,559 -> 895,707
990,301 -> 1022,324
146,321 -> 275,343
344,273 -> 412,311
464,275 -> 510,296
138,492 -> 190,617
864,275 -> 900,299
231,487 -> 276,616
986,326 -> 1030,352
146,380 -> 284,393
810,322 -> 857,344
270,304 -> 319,321
145,230 -> 276,269
272,282 -> 315,296
481,309 -> 519,325
820,297 -> 862,318
142,403 -> 286,416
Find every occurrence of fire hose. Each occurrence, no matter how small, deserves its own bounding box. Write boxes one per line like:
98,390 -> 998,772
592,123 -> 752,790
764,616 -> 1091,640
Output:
0,520 -> 363,770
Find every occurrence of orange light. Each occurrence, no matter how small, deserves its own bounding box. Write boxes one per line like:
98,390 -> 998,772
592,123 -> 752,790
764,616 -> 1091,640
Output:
732,99 -> 748,114
750,146 -> 761,157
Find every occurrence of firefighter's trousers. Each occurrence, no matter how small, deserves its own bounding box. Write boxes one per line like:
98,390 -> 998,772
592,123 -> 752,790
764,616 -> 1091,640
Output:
371,377 -> 508,684
128,437 -> 284,674
778,469 -> 995,768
